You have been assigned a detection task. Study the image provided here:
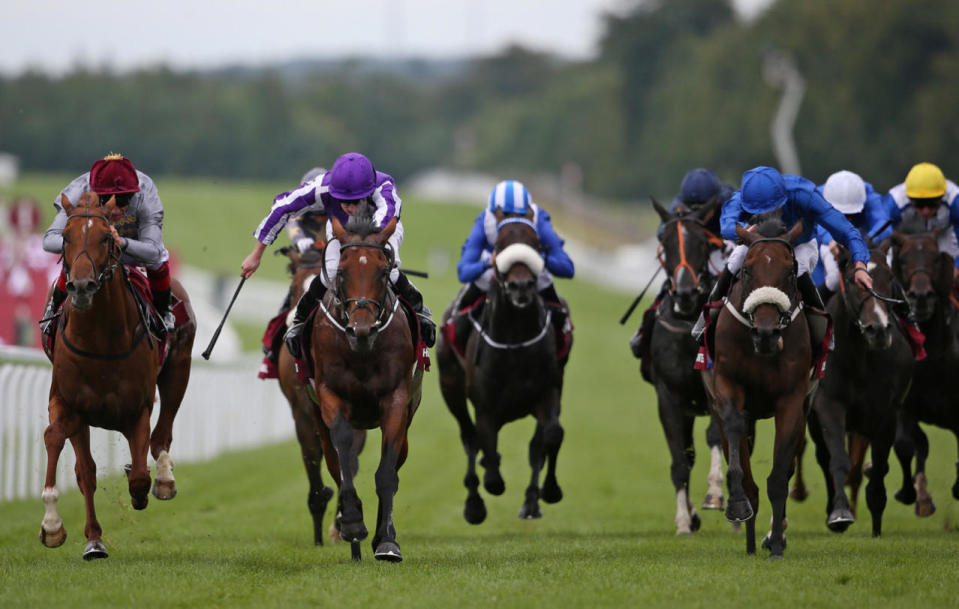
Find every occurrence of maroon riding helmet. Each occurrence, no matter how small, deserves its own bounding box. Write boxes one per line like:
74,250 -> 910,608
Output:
89,154 -> 140,195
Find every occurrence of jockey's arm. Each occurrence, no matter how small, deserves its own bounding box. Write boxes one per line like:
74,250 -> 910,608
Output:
43,176 -> 90,254
123,204 -> 165,267
805,189 -> 872,289
537,210 -> 574,278
244,182 -> 323,277
457,212 -> 493,283
719,191 -> 747,241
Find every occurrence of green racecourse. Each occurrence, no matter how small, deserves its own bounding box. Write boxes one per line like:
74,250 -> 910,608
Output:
2,174 -> 958,608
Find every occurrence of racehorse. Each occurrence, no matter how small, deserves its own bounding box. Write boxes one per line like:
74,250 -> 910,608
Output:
890,227 -> 959,516
701,216 -> 810,558
807,244 -> 914,536
437,208 -> 567,523
275,246 -> 366,545
309,209 -> 423,562
644,198 -> 728,534
40,192 -> 195,560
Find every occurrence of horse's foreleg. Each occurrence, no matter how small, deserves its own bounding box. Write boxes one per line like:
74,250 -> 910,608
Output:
657,389 -> 697,534
125,407 -> 152,511
440,364 -> 484,523
715,383 -> 752,525
520,423 -> 545,520
476,413 -> 505,496
846,432 -> 869,517
809,398 -> 854,531
372,395 -> 410,562
704,418 -> 724,510
789,434 -> 809,502
40,399 -> 74,549
865,431 -> 894,537
540,392 -> 564,506
291,394 -> 334,546
327,411 -> 366,544
740,434 -> 760,555
911,423 -> 936,517
315,419 -> 345,543
953,433 -> 959,501
893,412 -> 917,505
764,397 -> 806,559
150,361 -> 188,501
70,426 -> 107,560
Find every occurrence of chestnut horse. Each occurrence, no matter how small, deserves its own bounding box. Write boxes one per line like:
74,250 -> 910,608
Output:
40,192 -> 195,560
436,209 -> 566,523
275,246 -> 365,545
701,218 -> 810,558
309,211 -> 422,562
889,228 -> 959,516
807,244 -> 914,536
644,198 -> 728,534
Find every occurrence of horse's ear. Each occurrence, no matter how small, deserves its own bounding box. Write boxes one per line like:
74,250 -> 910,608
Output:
60,193 -> 74,214
878,237 -> 892,255
891,231 -> 906,249
494,209 -> 506,224
786,220 -> 804,244
735,223 -> 757,245
101,195 -> 122,221
331,215 -> 346,241
651,197 -> 672,223
934,252 -> 955,296
375,217 -> 397,243
525,206 -> 534,221
696,197 -> 720,224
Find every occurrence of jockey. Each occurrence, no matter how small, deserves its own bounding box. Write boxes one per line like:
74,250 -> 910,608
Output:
883,162 -> 959,276
691,166 -> 873,349
629,168 -> 733,370
40,153 -> 175,334
448,179 -> 574,343
241,152 -> 435,359
812,170 -> 891,297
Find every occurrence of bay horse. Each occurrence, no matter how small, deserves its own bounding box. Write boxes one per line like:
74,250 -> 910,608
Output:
436,208 -> 566,523
309,210 -> 423,562
701,217 -> 809,558
275,246 -> 365,545
807,244 -> 914,536
889,227 -> 959,516
644,198 -> 729,534
40,192 -> 195,560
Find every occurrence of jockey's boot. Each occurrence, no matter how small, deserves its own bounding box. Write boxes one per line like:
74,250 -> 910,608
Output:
630,280 -> 669,359
153,288 -> 175,332
691,266 -> 733,341
799,273 -> 830,355
539,283 -> 569,333
395,271 -> 436,348
284,278 -> 327,359
39,286 -> 68,336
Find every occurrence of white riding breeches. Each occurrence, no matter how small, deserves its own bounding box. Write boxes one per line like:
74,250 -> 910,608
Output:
726,239 -> 819,276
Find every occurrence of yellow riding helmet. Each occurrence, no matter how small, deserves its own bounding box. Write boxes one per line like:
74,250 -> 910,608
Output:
905,162 -> 947,199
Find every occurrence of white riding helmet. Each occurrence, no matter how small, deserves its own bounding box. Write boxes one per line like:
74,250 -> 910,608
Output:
823,170 -> 867,214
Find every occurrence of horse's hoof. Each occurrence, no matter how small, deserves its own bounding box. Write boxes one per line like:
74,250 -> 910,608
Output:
131,493 -> 149,511
690,511 -> 701,532
518,503 -> 542,519
789,485 -> 809,502
725,498 -> 754,523
484,473 -> 505,496
541,481 -> 563,504
894,487 -> 916,505
374,540 -> 403,562
464,496 -> 487,525
731,521 -> 742,533
151,478 -> 177,500
339,520 -> 368,543
329,522 -> 342,544
915,498 -> 937,517
768,553 -> 784,561
82,540 -> 108,560
952,481 -> 959,501
761,532 -> 786,552
826,509 -> 855,533
702,493 -> 724,510
40,526 -> 67,548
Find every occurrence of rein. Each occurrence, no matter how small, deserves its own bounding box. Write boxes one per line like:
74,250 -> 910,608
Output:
470,309 -> 553,350
64,212 -> 120,290
727,236 -> 803,331
321,238 -> 397,334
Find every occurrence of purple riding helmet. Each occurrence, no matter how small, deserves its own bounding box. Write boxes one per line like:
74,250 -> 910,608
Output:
328,152 -> 377,200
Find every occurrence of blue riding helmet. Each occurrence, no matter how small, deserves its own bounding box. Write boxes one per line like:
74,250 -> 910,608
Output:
679,168 -> 721,204
740,166 -> 788,214
488,180 -> 532,214
328,153 -> 376,200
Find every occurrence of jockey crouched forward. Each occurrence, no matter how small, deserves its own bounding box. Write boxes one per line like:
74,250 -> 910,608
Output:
629,168 -> 734,379
241,152 -> 435,361
40,154 -> 175,336
445,180 -> 575,357
691,166 -> 874,361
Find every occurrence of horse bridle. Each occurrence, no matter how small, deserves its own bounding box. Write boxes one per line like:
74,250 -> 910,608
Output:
321,239 -> 396,330
838,260 -> 906,335
657,217 -> 723,294
63,211 -> 120,293
731,236 -> 802,331
493,217 -> 543,284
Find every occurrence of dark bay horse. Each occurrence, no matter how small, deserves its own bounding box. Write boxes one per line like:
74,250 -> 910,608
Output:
275,246 -> 366,545
807,244 -> 914,536
701,218 -> 810,558
644,198 -> 728,534
436,209 -> 566,523
40,192 -> 195,560
309,212 -> 423,562
890,227 -> 959,516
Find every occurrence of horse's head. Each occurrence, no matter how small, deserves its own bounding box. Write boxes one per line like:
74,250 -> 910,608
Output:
836,244 -> 897,350
330,208 -> 396,353
60,192 -> 120,311
734,217 -> 803,355
653,197 -> 719,317
891,227 -> 954,323
493,208 -> 543,309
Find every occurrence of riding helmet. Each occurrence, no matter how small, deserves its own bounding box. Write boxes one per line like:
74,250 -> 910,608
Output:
740,166 -> 788,214
488,180 -> 532,214
328,153 -> 377,200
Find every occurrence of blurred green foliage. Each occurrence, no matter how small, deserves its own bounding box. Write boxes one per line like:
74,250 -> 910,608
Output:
0,0 -> 956,200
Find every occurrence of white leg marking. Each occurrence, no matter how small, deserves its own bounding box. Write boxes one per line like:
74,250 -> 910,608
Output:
675,488 -> 692,534
156,450 -> 175,483
707,445 -> 724,498
41,487 -> 63,533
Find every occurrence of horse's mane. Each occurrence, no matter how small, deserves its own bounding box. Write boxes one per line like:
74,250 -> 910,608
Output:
750,210 -> 788,238
897,215 -> 932,236
344,200 -> 379,237
70,191 -> 100,213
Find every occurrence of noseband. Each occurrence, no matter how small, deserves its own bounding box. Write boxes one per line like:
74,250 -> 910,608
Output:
319,239 -> 398,333
63,212 -> 120,293
726,236 -> 802,331
838,263 -> 906,335
658,217 -> 722,293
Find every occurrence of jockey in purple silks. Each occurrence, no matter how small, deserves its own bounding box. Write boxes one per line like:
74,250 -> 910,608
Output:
241,152 -> 435,359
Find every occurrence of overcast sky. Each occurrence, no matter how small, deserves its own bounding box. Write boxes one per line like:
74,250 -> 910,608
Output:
3,0 -> 772,75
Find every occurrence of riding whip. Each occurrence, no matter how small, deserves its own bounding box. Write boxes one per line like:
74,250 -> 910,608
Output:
201,276 -> 246,360
619,266 -> 663,325
400,268 -> 429,278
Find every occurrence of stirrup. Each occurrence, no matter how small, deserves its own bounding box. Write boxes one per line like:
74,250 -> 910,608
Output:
691,313 -> 707,340
161,311 -> 175,332
284,322 -> 305,359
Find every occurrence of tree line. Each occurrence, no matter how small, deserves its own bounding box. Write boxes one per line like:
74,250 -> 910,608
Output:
1,0 -> 955,200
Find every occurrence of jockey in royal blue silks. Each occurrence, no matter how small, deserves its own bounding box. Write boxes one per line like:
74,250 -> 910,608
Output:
629,168 -> 734,374
240,152 -> 435,360
445,179 -> 575,350
690,166 -> 874,355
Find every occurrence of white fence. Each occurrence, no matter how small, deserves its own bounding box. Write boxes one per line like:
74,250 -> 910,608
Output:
0,346 -> 293,503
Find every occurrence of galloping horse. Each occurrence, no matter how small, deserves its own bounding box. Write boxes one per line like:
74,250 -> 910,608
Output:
890,227 -> 959,515
309,210 -> 423,562
644,198 -> 728,534
702,217 -> 810,558
275,246 -> 365,545
40,192 -> 195,560
807,244 -> 914,536
437,208 -> 566,523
